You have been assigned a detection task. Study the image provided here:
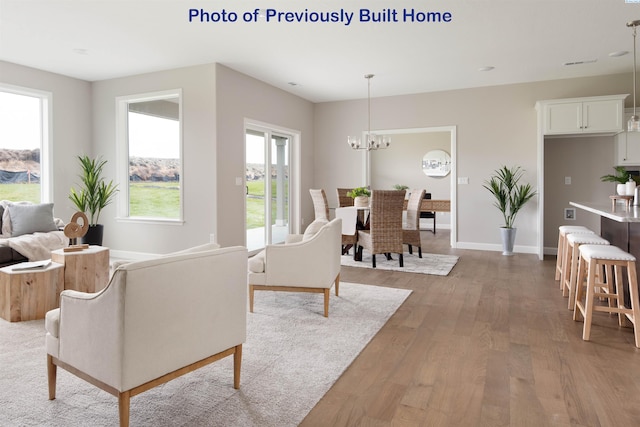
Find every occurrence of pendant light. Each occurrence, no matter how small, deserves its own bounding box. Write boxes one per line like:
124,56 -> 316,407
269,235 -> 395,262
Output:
628,20 -> 640,132
347,74 -> 391,150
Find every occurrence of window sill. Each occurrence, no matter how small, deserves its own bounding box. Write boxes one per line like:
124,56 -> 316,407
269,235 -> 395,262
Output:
116,217 -> 185,226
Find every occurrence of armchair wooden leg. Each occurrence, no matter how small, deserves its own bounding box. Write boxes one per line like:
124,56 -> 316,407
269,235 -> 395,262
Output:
47,354 -> 57,400
249,285 -> 255,313
323,288 -> 330,317
334,273 -> 340,297
118,391 -> 131,427
233,344 -> 242,389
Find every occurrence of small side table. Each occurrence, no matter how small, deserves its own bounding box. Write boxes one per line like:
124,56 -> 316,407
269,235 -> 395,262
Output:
51,245 -> 110,293
0,262 -> 64,322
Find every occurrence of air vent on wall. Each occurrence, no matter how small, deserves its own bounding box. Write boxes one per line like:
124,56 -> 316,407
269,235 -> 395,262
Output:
563,59 -> 598,66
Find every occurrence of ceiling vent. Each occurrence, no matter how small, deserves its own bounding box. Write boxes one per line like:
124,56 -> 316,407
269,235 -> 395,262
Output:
563,59 -> 598,66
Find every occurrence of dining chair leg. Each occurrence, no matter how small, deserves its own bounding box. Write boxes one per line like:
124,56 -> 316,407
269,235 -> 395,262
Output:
399,254 -> 404,267
372,254 -> 376,268
408,244 -> 413,254
418,247 -> 422,258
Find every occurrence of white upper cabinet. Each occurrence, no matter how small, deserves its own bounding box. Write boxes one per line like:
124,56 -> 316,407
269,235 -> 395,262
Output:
615,131 -> 640,166
538,95 -> 627,136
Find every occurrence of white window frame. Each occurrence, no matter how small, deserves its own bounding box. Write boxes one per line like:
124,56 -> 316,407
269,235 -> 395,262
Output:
115,89 -> 184,224
0,83 -> 53,203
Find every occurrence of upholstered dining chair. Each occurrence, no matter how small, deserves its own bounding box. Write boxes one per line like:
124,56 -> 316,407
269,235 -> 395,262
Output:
403,189 -> 426,258
309,188 -> 330,220
335,206 -> 358,255
336,188 -> 354,207
357,190 -> 406,268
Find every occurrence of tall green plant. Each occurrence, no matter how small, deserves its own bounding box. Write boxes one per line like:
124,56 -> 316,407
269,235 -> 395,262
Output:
69,155 -> 118,226
483,166 -> 537,229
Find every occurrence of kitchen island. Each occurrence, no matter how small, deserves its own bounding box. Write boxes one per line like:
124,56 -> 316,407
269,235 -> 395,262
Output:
570,201 -> 640,306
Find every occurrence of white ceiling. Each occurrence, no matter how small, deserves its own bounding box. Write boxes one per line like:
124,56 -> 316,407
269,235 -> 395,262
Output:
1,0 -> 639,103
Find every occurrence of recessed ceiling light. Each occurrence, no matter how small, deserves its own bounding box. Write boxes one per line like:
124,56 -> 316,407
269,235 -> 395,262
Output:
288,82 -> 298,86
73,48 -> 89,55
478,66 -> 495,72
609,50 -> 629,57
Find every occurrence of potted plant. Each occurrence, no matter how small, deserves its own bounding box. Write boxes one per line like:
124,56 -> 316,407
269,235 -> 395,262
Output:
69,155 -> 118,246
600,166 -> 633,195
483,165 -> 537,255
347,187 -> 372,208
393,184 -> 409,198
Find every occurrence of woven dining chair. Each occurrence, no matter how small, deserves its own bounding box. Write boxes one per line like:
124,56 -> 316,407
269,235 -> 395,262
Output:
336,188 -> 354,207
357,190 -> 406,268
309,189 -> 330,220
403,189 -> 426,258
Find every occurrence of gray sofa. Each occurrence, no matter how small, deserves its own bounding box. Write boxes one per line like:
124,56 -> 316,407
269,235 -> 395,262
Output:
0,201 -> 67,267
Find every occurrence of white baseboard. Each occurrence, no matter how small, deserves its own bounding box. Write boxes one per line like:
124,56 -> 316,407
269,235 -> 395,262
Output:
455,241 -> 538,254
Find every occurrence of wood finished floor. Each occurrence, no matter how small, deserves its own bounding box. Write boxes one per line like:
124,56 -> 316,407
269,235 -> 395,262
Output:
300,230 -> 640,427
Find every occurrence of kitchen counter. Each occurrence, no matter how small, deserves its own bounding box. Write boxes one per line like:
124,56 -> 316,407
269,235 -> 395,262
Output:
570,200 -> 639,306
570,201 -> 640,223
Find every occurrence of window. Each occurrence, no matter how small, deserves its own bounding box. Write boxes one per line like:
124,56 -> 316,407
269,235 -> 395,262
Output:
0,86 -> 52,203
116,90 -> 183,222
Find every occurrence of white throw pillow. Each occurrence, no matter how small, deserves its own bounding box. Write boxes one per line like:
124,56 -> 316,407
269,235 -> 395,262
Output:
303,219 -> 328,241
248,250 -> 266,273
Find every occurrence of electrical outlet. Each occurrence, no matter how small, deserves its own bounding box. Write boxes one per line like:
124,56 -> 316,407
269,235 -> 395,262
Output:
458,177 -> 469,185
565,176 -> 571,185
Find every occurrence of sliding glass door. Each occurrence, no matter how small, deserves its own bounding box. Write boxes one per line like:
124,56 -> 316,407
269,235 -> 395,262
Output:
245,127 -> 290,251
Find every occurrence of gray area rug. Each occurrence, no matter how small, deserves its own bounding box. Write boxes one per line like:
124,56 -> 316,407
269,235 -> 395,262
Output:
0,282 -> 411,427
341,252 -> 458,276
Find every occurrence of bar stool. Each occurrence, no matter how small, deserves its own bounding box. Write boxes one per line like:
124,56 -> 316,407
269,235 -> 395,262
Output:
555,226 -> 595,281
562,233 -> 609,310
573,244 -> 640,348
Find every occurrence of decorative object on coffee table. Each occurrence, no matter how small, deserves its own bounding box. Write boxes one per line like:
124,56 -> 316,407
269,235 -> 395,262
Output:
51,245 -> 110,293
63,211 -> 90,251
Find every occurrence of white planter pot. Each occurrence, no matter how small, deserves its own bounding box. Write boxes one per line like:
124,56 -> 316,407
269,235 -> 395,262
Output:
354,196 -> 369,208
500,227 -> 516,256
617,183 -> 627,195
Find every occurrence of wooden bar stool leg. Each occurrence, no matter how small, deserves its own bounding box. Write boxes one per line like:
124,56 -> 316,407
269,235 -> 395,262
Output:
582,259 -> 598,342
566,243 -> 580,308
561,240 -> 573,293
555,233 -> 564,281
574,254 -> 587,322
613,265 -> 625,326
626,262 -> 640,348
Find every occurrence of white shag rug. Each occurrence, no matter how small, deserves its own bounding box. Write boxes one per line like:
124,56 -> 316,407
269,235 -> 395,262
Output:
341,252 -> 458,276
0,282 -> 411,427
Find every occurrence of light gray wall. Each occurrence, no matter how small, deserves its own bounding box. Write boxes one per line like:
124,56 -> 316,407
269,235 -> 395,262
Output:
215,65 -> 315,246
314,72 -> 632,252
0,61 -> 91,223
2,59 -> 634,255
544,135 -> 615,250
91,64 -> 218,254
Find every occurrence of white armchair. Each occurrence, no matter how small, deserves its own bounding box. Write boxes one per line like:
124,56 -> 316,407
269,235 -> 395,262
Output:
248,218 -> 341,317
45,245 -> 248,427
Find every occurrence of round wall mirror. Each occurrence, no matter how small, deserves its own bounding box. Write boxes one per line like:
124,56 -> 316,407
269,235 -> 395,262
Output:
422,150 -> 451,177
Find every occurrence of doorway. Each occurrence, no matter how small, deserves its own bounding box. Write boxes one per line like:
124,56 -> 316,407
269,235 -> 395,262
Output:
364,126 -> 457,248
245,126 -> 293,252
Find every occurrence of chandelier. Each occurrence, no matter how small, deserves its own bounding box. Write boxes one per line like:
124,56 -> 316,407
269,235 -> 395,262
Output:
347,74 -> 391,150
628,20 -> 640,132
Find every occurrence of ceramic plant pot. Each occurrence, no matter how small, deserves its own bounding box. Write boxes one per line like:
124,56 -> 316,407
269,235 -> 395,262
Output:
500,227 -> 516,256
354,196 -> 369,208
